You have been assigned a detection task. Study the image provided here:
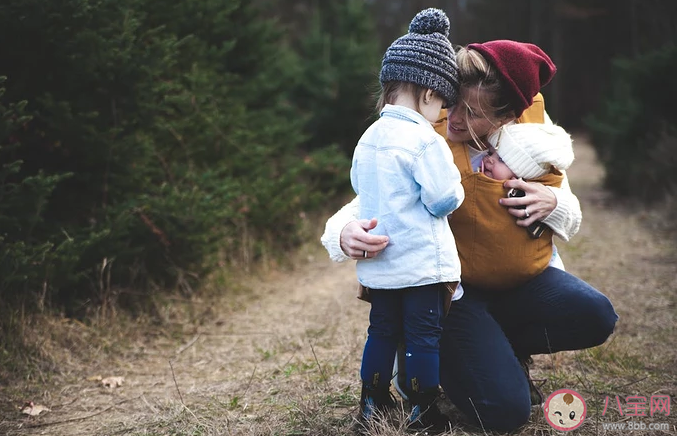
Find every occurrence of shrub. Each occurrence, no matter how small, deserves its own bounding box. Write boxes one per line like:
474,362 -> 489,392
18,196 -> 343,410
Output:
586,45 -> 677,204
0,0 -> 352,317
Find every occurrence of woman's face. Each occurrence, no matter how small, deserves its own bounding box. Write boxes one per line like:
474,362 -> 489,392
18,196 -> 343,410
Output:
446,86 -> 503,144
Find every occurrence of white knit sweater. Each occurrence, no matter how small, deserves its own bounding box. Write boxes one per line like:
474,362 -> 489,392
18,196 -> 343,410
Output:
320,174 -> 581,264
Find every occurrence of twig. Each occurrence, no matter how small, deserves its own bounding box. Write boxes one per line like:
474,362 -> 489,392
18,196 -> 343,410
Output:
175,333 -> 201,356
309,341 -> 328,387
242,365 -> 257,398
50,394 -> 81,410
168,360 -> 203,425
611,375 -> 650,392
198,331 -> 275,336
281,352 -> 297,370
134,208 -> 170,248
468,396 -> 489,435
169,359 -> 185,406
545,327 -> 556,369
592,358 -> 600,436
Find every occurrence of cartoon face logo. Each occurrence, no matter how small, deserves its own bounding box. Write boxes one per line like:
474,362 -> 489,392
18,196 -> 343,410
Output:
544,389 -> 587,431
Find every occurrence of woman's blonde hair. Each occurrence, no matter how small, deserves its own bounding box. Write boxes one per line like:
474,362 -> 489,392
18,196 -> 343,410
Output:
456,46 -> 517,147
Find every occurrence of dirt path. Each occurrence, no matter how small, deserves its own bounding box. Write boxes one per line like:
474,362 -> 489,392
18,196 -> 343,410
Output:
2,137 -> 676,436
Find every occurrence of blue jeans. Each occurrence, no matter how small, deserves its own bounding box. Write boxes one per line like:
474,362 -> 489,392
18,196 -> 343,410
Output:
439,267 -> 618,432
361,284 -> 445,392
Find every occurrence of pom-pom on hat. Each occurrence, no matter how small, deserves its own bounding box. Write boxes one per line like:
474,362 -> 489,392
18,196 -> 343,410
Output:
380,8 -> 459,107
467,40 -> 556,117
488,123 -> 574,180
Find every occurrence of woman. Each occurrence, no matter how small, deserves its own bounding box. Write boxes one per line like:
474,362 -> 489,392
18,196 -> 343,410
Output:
321,40 -> 618,432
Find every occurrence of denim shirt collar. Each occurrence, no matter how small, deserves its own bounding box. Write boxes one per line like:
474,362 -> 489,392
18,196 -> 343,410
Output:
380,104 -> 434,131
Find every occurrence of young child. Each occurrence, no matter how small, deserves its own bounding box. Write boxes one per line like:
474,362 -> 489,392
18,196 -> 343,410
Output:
350,8 -> 463,429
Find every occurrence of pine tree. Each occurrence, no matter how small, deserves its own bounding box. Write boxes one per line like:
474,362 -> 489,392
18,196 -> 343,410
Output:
283,0 -> 382,156
0,78 -> 72,308
0,0 -> 348,315
586,45 -> 677,203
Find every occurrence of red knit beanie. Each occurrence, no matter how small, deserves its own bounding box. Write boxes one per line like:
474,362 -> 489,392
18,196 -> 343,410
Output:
467,40 -> 556,117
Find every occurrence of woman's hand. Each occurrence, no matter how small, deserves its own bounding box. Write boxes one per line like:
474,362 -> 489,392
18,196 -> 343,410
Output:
340,218 -> 389,259
499,179 -> 557,227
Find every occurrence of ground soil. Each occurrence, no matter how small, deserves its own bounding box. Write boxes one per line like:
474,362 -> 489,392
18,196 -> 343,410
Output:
1,136 -> 675,435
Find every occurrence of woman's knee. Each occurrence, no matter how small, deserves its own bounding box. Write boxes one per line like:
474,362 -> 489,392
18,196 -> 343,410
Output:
557,271 -> 619,348
583,292 -> 619,347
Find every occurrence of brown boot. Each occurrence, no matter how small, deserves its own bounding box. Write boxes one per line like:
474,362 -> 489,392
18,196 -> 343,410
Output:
519,356 -> 546,406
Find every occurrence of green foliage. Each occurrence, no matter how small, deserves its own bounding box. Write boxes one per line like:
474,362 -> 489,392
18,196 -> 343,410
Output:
585,44 -> 677,203
284,0 -> 382,156
0,0 -> 362,317
0,79 -> 72,306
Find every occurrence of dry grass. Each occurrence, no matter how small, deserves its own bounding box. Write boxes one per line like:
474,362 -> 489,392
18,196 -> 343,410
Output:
1,136 -> 676,436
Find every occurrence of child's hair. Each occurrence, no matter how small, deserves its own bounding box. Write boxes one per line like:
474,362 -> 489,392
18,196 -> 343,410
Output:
375,82 -> 428,114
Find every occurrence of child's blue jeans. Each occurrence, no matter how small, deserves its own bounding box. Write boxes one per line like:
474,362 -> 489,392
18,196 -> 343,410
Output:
360,283 -> 445,392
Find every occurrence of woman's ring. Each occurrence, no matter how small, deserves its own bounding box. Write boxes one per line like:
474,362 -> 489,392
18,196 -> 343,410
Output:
524,209 -> 530,218
363,250 -> 368,258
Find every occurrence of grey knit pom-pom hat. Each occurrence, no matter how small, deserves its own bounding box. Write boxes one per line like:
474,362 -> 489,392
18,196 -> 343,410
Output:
380,8 -> 459,107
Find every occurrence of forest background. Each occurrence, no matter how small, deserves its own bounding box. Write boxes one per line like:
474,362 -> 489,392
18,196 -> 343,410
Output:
1,0 -> 676,384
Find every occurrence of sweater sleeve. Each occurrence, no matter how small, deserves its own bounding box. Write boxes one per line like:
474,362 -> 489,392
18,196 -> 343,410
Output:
320,196 -> 360,263
542,171 -> 582,241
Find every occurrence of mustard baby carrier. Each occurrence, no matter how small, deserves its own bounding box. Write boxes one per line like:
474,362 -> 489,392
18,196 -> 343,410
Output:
435,94 -> 563,290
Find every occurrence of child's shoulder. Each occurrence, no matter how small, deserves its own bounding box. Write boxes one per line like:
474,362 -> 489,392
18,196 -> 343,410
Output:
376,116 -> 437,136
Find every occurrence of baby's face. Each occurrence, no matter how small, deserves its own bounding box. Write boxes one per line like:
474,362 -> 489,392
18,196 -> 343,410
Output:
481,145 -> 515,180
545,391 -> 586,430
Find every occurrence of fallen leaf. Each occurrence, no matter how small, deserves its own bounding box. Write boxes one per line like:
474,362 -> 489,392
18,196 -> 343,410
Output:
101,376 -> 124,388
21,401 -> 51,416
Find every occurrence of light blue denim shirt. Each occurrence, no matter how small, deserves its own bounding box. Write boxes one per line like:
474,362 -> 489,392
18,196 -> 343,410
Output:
350,104 -> 464,289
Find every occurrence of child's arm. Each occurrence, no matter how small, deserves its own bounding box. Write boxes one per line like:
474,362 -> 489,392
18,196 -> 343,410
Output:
413,137 -> 465,217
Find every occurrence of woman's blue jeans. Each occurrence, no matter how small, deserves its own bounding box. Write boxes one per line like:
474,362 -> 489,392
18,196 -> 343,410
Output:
439,267 -> 618,432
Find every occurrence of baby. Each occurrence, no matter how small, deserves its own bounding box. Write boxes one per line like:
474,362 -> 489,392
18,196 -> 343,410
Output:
482,123 -> 574,182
